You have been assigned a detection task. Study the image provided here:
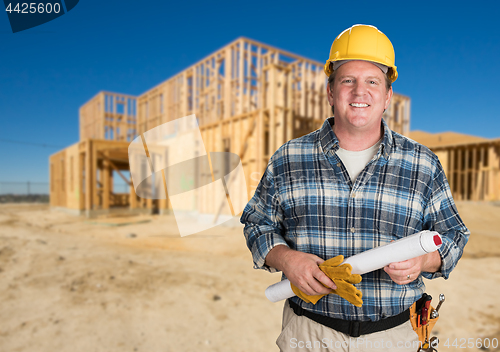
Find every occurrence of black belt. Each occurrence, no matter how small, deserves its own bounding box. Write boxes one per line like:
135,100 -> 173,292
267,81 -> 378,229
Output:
288,299 -> 410,338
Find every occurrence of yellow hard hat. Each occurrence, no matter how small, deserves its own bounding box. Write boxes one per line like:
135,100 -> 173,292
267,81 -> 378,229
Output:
324,24 -> 398,82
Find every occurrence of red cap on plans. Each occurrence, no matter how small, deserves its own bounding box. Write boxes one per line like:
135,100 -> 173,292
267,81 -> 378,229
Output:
433,235 -> 442,246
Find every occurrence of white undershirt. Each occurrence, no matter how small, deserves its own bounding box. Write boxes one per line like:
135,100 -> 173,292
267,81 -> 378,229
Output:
336,140 -> 381,183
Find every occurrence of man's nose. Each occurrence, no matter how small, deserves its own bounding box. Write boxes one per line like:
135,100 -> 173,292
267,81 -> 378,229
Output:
353,82 -> 367,95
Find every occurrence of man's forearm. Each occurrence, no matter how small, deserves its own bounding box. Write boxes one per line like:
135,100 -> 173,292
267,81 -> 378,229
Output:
422,250 -> 442,273
264,244 -> 292,272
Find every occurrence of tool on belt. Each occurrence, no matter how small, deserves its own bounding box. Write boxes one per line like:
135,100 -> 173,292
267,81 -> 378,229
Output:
410,293 -> 445,352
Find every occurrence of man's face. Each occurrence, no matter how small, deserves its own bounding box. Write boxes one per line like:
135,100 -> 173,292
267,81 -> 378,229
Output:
327,60 -> 393,133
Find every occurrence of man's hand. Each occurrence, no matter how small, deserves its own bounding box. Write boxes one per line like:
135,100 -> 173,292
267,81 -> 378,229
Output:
265,245 -> 336,295
384,250 -> 442,285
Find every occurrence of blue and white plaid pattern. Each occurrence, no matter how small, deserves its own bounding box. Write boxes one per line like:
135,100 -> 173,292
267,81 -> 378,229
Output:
241,117 -> 469,322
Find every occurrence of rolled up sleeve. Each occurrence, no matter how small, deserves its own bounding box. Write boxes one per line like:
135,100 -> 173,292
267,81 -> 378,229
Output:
422,164 -> 470,280
240,162 -> 288,272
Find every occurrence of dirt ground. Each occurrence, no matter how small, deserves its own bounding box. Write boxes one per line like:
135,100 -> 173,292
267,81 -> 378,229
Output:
0,202 -> 499,352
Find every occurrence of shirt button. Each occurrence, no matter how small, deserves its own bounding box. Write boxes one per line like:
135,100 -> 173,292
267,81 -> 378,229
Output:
336,162 -> 341,167
350,227 -> 355,233
351,192 -> 356,198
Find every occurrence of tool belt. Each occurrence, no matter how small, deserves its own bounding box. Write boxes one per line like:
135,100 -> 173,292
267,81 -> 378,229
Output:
410,295 -> 439,345
288,299 -> 410,338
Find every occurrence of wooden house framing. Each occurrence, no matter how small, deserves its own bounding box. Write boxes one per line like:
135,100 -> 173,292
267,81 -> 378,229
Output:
410,131 -> 500,201
49,37 -> 416,217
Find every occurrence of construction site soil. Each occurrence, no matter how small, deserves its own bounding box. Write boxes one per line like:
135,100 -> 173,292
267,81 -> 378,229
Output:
0,202 -> 499,352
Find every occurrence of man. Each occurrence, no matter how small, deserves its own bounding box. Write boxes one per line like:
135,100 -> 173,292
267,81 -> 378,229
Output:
240,24 -> 469,351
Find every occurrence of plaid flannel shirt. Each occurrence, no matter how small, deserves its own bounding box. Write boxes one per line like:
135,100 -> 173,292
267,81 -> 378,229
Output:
240,117 -> 469,322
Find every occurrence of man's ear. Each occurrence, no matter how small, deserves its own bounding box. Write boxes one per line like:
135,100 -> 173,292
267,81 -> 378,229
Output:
384,86 -> 393,110
326,84 -> 335,107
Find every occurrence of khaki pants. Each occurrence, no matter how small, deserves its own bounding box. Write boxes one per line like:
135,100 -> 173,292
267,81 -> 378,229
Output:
277,301 -> 420,352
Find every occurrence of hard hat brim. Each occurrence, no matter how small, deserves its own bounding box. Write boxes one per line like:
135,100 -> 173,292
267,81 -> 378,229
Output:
324,58 -> 398,82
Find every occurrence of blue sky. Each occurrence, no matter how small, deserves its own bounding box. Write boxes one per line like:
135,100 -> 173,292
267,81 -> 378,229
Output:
1,0 -> 499,184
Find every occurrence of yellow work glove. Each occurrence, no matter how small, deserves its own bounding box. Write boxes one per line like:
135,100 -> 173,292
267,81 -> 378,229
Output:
290,255 -> 363,307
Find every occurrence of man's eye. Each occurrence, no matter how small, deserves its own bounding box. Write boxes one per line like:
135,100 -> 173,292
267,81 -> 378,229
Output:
369,80 -> 378,84
343,79 -> 352,83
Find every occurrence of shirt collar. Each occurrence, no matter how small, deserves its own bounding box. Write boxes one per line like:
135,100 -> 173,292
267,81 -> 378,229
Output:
318,117 -> 394,159
318,117 -> 339,154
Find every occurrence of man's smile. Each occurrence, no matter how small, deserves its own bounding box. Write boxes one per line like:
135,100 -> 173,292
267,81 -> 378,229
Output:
349,103 -> 370,107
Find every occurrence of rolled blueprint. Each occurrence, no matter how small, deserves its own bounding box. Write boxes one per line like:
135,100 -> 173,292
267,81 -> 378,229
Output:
265,230 -> 442,303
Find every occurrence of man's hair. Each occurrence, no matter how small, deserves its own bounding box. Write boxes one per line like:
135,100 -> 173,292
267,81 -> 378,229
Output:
327,67 -> 392,115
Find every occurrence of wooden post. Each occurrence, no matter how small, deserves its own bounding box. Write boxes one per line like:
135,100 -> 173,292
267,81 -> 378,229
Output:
129,175 -> 137,209
487,145 -> 493,200
92,141 -> 98,209
269,65 -> 276,156
224,46 -> 232,119
489,144 -> 500,200
84,140 -> 92,214
471,147 -> 477,201
477,146 -> 486,200
300,62 -> 306,118
286,66 -> 293,142
192,66 -> 197,122
256,67 -> 265,174
79,150 -> 85,210
457,148 -> 463,201
247,41 -> 252,113
239,39 -> 244,116
102,154 -> 110,210
449,148 -> 455,196
464,148 -> 469,200
100,93 -> 105,140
